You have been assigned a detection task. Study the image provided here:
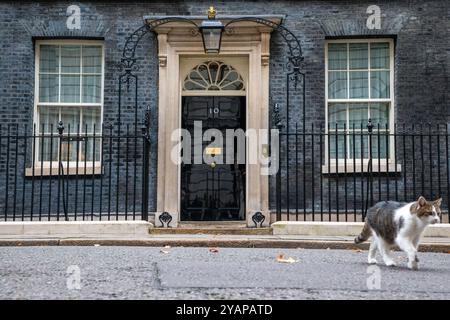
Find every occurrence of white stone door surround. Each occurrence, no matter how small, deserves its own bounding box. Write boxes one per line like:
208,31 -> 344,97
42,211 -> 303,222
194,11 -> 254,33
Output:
146,15 -> 282,227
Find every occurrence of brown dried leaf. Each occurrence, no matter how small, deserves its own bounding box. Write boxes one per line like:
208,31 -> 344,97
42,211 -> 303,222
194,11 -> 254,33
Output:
209,247 -> 219,253
276,254 -> 298,264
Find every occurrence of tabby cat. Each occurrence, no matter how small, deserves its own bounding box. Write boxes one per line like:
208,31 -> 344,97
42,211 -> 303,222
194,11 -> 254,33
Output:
355,196 -> 441,270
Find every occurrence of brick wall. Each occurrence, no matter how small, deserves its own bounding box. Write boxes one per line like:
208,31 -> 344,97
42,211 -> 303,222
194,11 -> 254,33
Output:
0,1 -> 449,219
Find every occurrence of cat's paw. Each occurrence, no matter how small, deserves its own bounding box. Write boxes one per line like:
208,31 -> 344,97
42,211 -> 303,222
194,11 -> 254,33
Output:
408,260 -> 419,270
384,260 -> 397,267
368,258 -> 378,264
415,256 -> 419,263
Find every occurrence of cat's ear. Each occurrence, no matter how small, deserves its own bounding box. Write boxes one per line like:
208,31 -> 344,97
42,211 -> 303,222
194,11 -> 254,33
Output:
434,198 -> 442,207
417,196 -> 427,207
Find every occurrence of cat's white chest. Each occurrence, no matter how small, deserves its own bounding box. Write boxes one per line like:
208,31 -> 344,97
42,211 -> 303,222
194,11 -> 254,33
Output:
394,203 -> 426,241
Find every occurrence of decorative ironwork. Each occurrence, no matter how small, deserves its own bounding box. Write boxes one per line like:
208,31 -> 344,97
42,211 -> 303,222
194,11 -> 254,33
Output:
119,15 -> 305,127
224,17 -> 304,74
271,103 -> 283,129
159,211 -> 173,228
223,17 -> 305,129
118,13 -> 307,224
252,211 -> 265,228
141,105 -> 151,143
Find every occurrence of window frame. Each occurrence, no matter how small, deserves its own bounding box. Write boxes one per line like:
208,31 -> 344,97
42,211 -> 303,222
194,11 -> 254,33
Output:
324,38 -> 396,172
32,39 -> 105,175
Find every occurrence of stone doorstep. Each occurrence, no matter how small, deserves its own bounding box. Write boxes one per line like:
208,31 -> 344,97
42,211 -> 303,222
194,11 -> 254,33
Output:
271,221 -> 450,238
149,227 -> 272,235
0,221 -> 152,237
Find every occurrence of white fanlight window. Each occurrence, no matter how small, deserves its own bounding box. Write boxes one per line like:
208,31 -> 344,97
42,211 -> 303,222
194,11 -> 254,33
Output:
183,61 -> 245,94
34,40 -> 104,169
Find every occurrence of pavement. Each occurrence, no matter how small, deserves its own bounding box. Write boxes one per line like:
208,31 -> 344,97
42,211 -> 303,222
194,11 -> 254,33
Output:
0,234 -> 449,252
0,246 -> 449,299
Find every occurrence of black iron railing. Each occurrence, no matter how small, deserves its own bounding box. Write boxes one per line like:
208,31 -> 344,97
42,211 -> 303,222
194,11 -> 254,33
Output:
0,122 -> 150,221
273,122 -> 450,223
2,119 -> 449,224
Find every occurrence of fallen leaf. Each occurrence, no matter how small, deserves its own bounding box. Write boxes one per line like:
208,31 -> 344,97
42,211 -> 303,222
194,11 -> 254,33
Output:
160,245 -> 171,254
276,254 -> 298,264
209,247 -> 219,253
352,249 -> 364,253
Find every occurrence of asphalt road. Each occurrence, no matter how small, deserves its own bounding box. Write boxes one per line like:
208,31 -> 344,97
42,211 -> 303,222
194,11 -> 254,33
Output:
0,246 -> 449,299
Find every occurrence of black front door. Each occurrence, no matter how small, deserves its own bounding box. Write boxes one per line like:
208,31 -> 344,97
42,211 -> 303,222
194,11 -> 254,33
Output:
181,96 -> 246,221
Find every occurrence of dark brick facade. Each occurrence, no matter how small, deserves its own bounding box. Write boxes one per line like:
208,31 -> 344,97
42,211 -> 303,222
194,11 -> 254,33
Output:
0,1 -> 449,219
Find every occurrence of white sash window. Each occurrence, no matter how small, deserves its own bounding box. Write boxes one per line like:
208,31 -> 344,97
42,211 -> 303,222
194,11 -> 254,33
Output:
34,40 -> 104,169
326,39 -> 394,163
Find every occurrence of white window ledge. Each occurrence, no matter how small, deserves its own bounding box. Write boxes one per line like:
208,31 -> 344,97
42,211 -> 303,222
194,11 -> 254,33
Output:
322,161 -> 402,174
25,164 -> 102,177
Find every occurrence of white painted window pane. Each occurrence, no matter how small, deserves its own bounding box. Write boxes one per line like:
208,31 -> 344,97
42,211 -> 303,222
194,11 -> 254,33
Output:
328,71 -> 347,99
349,43 -> 368,70
328,103 -> 347,129
370,103 -> 390,127
371,71 -> 390,98
39,137 -> 59,162
349,103 -> 369,128
328,43 -> 347,70
370,43 -> 390,69
349,71 -> 369,98
61,75 -> 81,103
329,133 -> 346,159
39,74 -> 59,102
39,45 -> 59,73
82,107 -> 101,133
82,75 -> 101,103
38,106 -> 59,133
61,45 -> 81,73
82,46 -> 102,73
350,135 -> 369,159
60,108 -> 80,132
60,140 -> 79,162
81,138 -> 101,161
372,135 -> 389,158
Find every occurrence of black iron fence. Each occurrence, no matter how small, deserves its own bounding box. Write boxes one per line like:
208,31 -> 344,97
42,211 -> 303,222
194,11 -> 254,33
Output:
0,122 -> 150,221
2,119 -> 450,224
273,121 -> 450,223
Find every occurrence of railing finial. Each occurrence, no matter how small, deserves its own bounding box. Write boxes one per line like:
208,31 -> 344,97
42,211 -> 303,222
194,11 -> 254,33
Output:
367,118 -> 373,133
57,121 -> 65,135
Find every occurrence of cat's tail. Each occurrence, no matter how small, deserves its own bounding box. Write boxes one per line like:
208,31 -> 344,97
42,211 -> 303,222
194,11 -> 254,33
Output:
354,221 -> 371,244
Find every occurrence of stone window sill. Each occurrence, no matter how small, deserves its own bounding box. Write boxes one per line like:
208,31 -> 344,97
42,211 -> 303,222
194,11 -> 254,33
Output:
25,164 -> 102,177
322,161 -> 402,174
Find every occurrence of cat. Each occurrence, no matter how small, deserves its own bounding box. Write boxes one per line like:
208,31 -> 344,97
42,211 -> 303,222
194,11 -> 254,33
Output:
354,196 -> 441,270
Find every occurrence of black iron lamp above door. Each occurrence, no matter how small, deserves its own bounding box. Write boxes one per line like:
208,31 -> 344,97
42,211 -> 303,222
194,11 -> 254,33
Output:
199,7 -> 224,54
